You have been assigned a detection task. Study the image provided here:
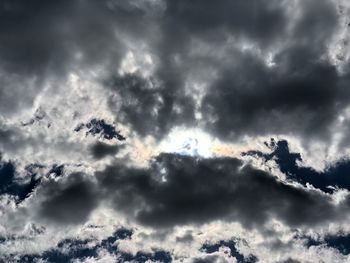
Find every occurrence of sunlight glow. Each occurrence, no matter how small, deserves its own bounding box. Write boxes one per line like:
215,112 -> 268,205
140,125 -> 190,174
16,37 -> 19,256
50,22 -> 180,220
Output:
158,128 -> 214,158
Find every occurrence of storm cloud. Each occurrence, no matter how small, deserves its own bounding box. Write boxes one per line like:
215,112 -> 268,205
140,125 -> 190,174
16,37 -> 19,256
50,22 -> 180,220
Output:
1,0 -> 350,262
36,172 -> 98,225
97,153 -> 347,229
0,0 -> 349,141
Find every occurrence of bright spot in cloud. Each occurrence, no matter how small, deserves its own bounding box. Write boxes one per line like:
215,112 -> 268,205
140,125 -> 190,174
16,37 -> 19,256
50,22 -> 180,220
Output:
159,128 -> 214,158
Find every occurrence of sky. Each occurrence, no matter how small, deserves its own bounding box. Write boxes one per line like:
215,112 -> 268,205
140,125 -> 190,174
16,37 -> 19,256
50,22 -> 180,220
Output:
1,0 -> 350,262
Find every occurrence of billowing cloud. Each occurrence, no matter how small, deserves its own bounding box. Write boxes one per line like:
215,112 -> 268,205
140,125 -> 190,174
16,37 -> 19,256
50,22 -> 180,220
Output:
1,0 -> 350,262
97,153 -> 349,229
36,172 -> 98,225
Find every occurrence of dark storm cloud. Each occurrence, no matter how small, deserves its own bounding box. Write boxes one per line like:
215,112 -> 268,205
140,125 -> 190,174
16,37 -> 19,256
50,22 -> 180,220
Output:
106,73 -> 195,138
0,0 -> 128,76
99,0 -> 349,142
244,139 -> 350,193
162,0 -> 345,141
97,153 -> 346,229
0,0 -> 70,75
89,142 -> 121,159
37,173 -> 98,225
2,0 -> 350,261
102,0 -> 289,139
0,0 -> 148,117
111,0 -> 289,139
199,0 -> 345,140
31,151 -> 349,229
0,0 -> 347,141
163,0 -> 287,44
200,54 -> 349,140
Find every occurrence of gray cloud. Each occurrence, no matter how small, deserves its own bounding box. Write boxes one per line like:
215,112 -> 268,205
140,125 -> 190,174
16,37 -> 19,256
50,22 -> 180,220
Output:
200,52 -> 349,140
31,152 -> 349,230
191,255 -> 230,263
1,0 -> 350,261
191,0 -> 346,141
97,153 -> 346,229
106,73 -> 195,138
98,0 -> 350,143
162,0 -> 287,45
1,0 -> 348,142
0,0 -> 128,76
36,173 -> 98,225
89,142 -> 121,159
0,0 -> 130,117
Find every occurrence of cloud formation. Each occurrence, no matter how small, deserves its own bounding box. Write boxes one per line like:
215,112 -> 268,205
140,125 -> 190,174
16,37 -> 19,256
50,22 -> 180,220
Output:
96,154 -> 349,229
1,0 -> 350,262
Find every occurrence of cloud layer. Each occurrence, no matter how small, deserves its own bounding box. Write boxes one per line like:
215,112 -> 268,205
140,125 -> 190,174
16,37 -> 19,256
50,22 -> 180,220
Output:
1,0 -> 350,262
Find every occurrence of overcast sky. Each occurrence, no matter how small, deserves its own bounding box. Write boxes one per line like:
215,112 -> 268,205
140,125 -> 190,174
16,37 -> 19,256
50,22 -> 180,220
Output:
1,0 -> 350,262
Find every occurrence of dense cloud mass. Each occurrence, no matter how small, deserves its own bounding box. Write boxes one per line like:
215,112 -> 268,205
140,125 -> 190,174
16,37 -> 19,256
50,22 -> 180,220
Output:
36,173 -> 98,225
97,153 -> 346,229
106,74 -> 196,138
1,0 -> 350,262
